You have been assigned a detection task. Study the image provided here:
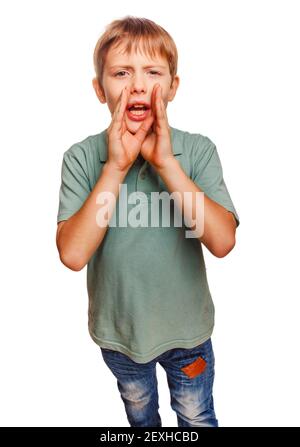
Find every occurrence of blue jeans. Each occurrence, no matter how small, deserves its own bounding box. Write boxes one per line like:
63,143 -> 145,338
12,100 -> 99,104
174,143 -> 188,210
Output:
100,337 -> 218,427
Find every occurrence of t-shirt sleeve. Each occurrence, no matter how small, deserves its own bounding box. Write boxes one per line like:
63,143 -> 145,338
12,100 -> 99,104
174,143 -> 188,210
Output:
192,137 -> 240,228
57,147 -> 91,223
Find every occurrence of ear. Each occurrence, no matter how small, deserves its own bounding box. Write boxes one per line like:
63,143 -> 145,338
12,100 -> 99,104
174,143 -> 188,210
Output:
92,77 -> 106,104
168,75 -> 180,102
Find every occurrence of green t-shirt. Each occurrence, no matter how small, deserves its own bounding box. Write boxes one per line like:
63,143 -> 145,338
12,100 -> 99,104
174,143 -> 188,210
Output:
57,126 -> 240,363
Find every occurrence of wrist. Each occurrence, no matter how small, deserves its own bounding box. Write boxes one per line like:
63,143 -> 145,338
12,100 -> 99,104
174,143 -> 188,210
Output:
104,160 -> 131,176
155,156 -> 180,175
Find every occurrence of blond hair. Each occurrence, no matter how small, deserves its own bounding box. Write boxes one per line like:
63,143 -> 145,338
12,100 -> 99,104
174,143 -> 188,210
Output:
93,16 -> 178,88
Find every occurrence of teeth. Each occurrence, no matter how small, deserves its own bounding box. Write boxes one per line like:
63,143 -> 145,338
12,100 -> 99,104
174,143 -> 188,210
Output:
128,103 -> 148,116
129,104 -> 147,110
130,109 -> 147,115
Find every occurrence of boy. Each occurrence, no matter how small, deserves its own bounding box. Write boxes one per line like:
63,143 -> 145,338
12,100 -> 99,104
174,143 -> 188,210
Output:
56,16 -> 240,427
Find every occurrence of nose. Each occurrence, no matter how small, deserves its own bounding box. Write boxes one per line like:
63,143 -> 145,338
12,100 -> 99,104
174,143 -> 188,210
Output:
128,73 -> 147,94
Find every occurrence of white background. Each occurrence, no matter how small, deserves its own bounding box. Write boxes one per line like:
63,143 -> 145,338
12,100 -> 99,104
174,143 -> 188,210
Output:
1,0 -> 299,427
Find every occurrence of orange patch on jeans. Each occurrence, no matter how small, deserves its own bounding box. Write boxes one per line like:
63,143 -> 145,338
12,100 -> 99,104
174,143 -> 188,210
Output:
181,356 -> 207,379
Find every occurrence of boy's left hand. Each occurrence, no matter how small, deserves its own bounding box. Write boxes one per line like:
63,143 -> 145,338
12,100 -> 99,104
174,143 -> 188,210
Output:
140,83 -> 174,170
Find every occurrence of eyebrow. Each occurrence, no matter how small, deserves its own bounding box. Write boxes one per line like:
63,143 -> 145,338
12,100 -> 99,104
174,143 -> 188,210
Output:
109,65 -> 167,70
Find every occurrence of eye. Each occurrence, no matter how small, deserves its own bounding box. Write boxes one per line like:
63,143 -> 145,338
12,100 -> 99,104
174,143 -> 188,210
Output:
114,71 -> 127,77
114,70 -> 161,77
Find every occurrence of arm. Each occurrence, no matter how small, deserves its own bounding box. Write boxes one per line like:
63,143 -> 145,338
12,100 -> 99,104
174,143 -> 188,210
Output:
56,162 -> 128,271
138,83 -> 238,257
56,85 -> 154,272
156,158 -> 237,258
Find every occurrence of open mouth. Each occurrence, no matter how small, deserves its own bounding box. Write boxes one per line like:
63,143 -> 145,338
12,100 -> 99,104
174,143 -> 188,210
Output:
126,104 -> 151,121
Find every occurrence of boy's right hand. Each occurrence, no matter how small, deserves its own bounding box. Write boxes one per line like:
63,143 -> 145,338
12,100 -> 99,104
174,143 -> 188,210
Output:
106,86 -> 154,172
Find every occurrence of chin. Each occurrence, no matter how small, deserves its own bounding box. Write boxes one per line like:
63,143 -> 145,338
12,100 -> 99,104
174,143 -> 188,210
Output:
126,119 -> 139,134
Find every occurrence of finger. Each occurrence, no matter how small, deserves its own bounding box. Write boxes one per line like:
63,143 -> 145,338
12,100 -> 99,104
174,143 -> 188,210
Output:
158,86 -> 170,131
118,86 -> 129,119
149,84 -> 156,121
107,87 -> 128,141
155,85 -> 164,124
160,97 -> 168,122
111,88 -> 123,120
112,87 -> 128,133
121,118 -> 127,135
150,84 -> 159,132
114,87 -> 126,119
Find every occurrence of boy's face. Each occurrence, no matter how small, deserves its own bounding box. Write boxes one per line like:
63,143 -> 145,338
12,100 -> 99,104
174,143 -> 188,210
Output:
92,40 -> 179,135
